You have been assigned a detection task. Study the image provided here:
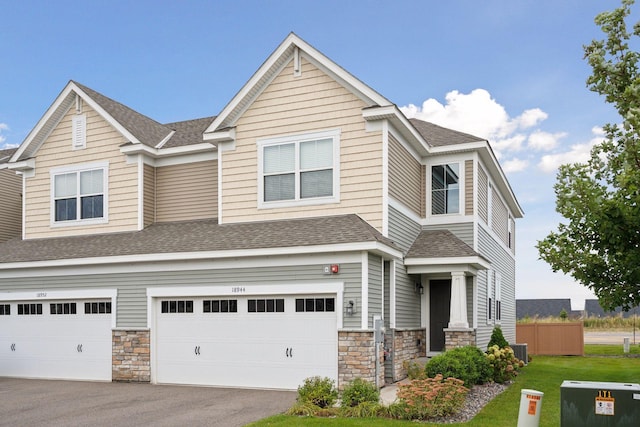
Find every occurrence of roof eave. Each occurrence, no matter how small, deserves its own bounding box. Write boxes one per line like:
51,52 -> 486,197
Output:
404,255 -> 491,275
362,105 -> 431,155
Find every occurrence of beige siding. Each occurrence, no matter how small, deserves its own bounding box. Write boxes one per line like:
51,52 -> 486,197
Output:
478,166 -> 488,224
156,160 -> 217,222
0,169 -> 22,242
389,134 -> 422,217
24,104 -> 139,238
144,164 -> 155,226
492,186 -> 509,245
221,57 -> 384,229
465,160 -> 474,216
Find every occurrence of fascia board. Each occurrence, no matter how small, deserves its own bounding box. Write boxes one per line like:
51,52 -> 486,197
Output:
363,105 -> 430,156
404,256 -> 491,270
120,142 -> 217,159
0,241 -> 403,271
203,128 -> 235,142
7,158 -> 36,172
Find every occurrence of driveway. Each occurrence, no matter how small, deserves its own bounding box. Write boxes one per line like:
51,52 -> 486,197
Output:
0,378 -> 296,427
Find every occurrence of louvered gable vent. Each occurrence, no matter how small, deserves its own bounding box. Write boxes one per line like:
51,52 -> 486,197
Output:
72,114 -> 86,149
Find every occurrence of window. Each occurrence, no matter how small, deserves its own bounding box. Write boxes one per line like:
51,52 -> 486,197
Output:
50,303 -> 77,315
258,130 -> 340,207
161,300 -> 194,313
18,303 -> 42,315
248,298 -> 285,313
431,163 -> 460,215
295,298 -> 335,312
487,270 -> 493,323
203,299 -> 238,313
51,163 -> 108,224
85,302 -> 111,314
495,273 -> 502,322
0,304 -> 10,315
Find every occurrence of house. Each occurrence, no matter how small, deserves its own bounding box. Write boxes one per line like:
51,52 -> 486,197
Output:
0,33 -> 522,389
584,300 -> 640,318
516,299 -> 575,319
0,147 -> 22,243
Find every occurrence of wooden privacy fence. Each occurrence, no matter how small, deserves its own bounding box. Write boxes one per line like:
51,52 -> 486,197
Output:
516,322 -> 584,356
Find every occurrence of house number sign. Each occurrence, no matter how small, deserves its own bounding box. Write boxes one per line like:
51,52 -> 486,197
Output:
231,287 -> 246,294
36,292 -> 47,298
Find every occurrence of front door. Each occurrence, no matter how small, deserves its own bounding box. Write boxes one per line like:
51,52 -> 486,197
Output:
429,280 -> 451,352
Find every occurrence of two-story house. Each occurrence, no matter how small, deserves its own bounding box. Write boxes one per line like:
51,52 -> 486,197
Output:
0,33 -> 522,389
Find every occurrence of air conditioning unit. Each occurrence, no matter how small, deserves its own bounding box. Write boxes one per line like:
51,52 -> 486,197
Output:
511,343 -> 528,365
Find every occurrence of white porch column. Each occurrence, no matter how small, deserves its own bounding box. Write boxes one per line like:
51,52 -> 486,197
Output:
448,271 -> 468,328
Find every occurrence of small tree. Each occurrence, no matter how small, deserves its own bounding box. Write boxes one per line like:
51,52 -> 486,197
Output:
487,326 -> 509,349
560,308 -> 568,321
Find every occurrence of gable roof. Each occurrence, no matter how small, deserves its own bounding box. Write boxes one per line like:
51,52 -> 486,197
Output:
409,119 -> 485,147
406,230 -> 481,259
204,32 -> 392,138
516,299 -> 574,319
0,214 -> 401,267
161,116 -> 216,149
0,148 -> 17,165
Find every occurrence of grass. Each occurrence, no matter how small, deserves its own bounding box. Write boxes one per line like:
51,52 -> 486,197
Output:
247,355 -> 640,427
585,343 -> 640,356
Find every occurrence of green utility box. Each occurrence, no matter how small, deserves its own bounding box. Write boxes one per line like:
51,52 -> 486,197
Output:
561,380 -> 640,426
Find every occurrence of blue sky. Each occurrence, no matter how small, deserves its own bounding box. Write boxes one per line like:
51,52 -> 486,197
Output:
0,0 -> 630,308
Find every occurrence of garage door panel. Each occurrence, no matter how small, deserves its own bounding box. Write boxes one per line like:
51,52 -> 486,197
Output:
155,295 -> 338,389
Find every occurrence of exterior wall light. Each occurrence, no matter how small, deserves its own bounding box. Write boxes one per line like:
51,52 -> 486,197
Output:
415,283 -> 424,295
346,300 -> 355,316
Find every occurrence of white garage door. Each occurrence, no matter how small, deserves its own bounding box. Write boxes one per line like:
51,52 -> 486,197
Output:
155,295 -> 337,389
0,299 -> 113,381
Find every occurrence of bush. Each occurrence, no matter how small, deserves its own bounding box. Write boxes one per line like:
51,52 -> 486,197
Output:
403,359 -> 427,380
340,401 -> 385,418
296,376 -> 338,409
340,378 -> 380,408
487,326 -> 509,349
393,374 -> 468,420
425,345 -> 492,387
486,345 -> 521,383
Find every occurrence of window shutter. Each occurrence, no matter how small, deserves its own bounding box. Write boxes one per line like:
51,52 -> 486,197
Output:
72,114 -> 86,149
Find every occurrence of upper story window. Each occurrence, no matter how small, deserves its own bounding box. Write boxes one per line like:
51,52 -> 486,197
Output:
431,163 -> 460,215
50,162 -> 108,226
258,129 -> 340,208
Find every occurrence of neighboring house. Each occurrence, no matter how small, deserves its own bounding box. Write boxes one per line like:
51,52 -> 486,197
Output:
584,300 -> 640,318
516,299 -> 575,319
0,33 -> 522,389
0,148 -> 22,243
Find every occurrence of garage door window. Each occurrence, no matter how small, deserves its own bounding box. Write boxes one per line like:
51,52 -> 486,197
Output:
295,298 -> 335,312
85,302 -> 111,314
248,298 -> 284,313
0,304 -> 9,315
50,303 -> 77,315
161,300 -> 194,313
18,303 -> 42,315
203,299 -> 237,313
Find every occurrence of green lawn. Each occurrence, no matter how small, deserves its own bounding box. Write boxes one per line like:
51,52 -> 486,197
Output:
247,355 -> 640,427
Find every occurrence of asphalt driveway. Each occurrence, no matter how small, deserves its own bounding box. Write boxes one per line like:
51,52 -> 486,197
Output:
0,377 -> 296,427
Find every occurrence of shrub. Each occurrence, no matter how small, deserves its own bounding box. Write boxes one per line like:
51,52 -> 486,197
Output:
340,378 -> 380,408
425,345 -> 492,387
487,326 -> 509,349
486,345 -> 521,383
403,359 -> 427,380
393,374 -> 468,420
296,376 -> 338,409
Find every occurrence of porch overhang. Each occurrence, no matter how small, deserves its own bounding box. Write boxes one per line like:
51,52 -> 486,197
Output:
404,256 -> 490,275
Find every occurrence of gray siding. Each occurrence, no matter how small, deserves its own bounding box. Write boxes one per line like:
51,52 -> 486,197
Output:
0,262 -> 362,329
388,205 -> 421,252
476,225 -> 516,347
368,253 -> 383,328
389,134 -> 423,217
422,222 -> 474,248
0,169 -> 21,242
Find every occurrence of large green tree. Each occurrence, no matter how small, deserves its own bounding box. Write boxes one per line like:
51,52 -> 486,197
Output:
537,0 -> 640,311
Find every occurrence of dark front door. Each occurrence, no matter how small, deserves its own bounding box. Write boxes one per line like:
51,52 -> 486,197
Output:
429,279 -> 451,352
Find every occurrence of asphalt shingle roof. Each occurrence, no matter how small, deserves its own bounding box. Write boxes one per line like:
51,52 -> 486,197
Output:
0,148 -> 17,164
516,299 -> 574,319
409,118 -> 485,147
0,214 -> 398,264
406,230 -> 480,258
162,117 -> 216,148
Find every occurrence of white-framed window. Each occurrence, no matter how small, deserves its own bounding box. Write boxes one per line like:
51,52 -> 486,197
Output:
487,269 -> 494,323
72,114 -> 86,150
431,163 -> 460,215
50,162 -> 108,226
257,129 -> 340,208
495,272 -> 502,322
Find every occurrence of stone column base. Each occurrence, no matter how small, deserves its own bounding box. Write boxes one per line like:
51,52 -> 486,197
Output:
444,328 -> 476,350
112,329 -> 150,382
338,330 -> 380,389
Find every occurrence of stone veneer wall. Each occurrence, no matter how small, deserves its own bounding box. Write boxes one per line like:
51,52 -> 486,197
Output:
112,329 -> 150,382
387,328 -> 426,382
338,331 -> 383,389
444,328 -> 476,350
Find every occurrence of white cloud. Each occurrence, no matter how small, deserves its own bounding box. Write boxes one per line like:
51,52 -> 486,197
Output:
502,157 -> 529,173
528,130 -> 567,151
400,89 -> 550,164
0,123 -> 7,146
537,127 -> 605,173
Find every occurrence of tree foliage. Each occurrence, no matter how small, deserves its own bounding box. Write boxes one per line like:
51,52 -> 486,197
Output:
537,0 -> 640,311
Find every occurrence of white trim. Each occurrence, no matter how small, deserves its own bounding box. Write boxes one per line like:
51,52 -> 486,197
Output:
472,275 -> 478,329
21,174 -> 26,240
389,196 -> 422,225
0,242 -> 402,273
381,120 -> 389,236
154,130 -> 176,149
0,288 -> 118,329
256,128 -> 341,209
380,256 -> 385,321
361,105 -> 430,156
390,259 -> 396,329
137,155 -> 144,230
49,161 -> 109,228
361,251 -> 368,329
